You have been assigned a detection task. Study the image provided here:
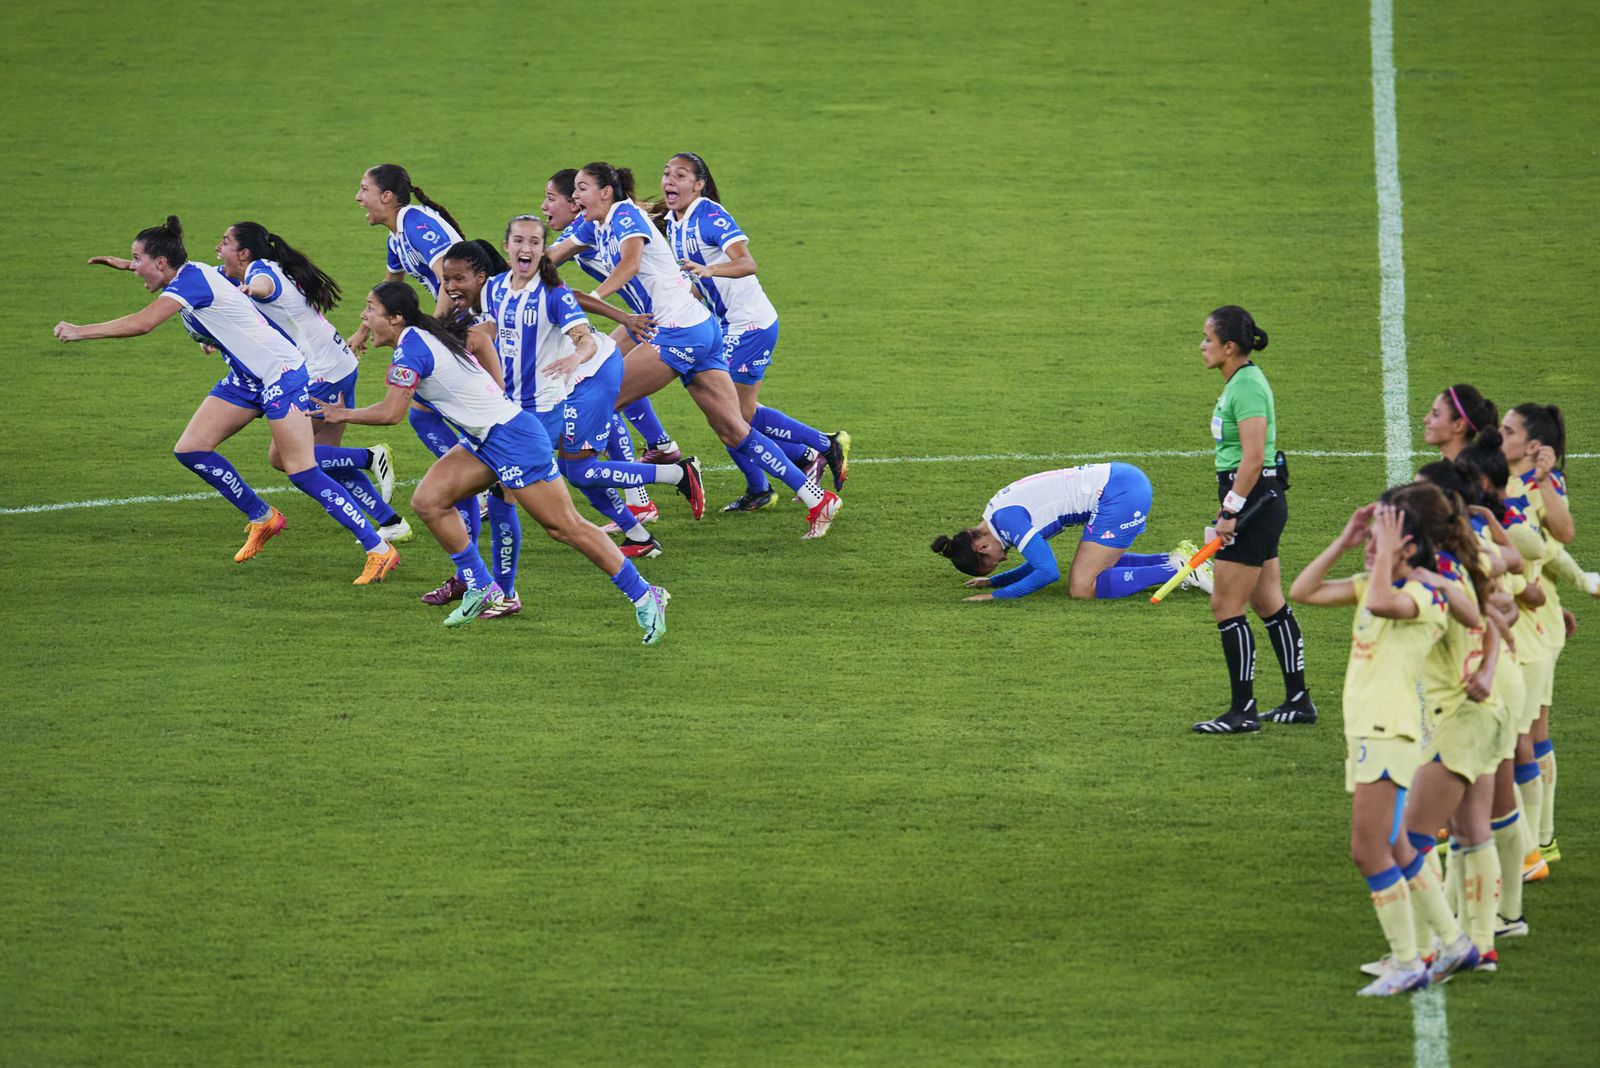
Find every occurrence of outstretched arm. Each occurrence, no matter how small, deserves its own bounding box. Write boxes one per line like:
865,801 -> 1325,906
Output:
55,294 -> 183,342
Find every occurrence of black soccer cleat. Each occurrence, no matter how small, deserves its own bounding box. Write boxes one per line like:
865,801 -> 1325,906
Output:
1263,696 -> 1318,725
721,488 -> 778,513
823,431 -> 851,492
1193,709 -> 1262,734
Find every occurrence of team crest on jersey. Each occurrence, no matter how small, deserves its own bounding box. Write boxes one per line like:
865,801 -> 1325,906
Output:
388,365 -> 420,388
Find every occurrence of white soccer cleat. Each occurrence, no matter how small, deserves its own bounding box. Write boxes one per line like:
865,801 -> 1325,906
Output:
1169,539 -> 1214,595
366,443 -> 396,503
377,517 -> 413,544
802,491 -> 842,540
1357,960 -> 1429,996
1428,934 -> 1481,984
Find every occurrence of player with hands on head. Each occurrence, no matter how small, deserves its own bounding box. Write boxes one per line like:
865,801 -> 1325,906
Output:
59,215 -> 398,582
1290,497 -> 1462,995
314,281 -> 668,642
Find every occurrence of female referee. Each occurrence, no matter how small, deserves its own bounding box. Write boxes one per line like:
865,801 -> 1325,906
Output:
55,215 -> 398,583
315,282 -> 669,642
662,151 -> 850,511
1192,306 -> 1315,735
569,162 -> 842,539
931,463 -> 1204,600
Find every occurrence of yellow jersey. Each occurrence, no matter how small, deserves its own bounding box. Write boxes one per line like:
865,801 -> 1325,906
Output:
1421,551 -> 1483,718
1342,574 -> 1448,740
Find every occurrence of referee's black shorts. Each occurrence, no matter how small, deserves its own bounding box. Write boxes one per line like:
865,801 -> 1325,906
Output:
1214,468 -> 1287,566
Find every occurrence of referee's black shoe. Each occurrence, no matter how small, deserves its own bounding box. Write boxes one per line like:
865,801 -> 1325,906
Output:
1193,708 -> 1261,734
1263,695 -> 1318,725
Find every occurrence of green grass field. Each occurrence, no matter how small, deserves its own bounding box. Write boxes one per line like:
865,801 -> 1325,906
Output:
3,2 -> 1597,1064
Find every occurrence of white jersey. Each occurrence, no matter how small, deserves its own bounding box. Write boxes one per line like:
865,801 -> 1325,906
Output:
593,200 -> 710,331
386,326 -> 522,446
385,204 -> 462,300
243,260 -> 358,384
982,465 -> 1115,550
667,197 -> 777,332
159,262 -> 304,390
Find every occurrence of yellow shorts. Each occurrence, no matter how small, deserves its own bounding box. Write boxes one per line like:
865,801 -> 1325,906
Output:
1517,656 -> 1551,733
1493,658 -> 1527,761
1424,700 -> 1504,782
1534,646 -> 1559,707
1345,734 -> 1421,794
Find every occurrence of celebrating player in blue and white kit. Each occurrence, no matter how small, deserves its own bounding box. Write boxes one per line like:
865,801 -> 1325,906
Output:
544,169 -> 675,528
569,162 -> 843,539
348,163 -> 491,596
435,229 -> 704,615
214,222 -> 410,544
55,216 -> 399,583
314,282 -> 669,642
931,464 -> 1204,600
662,152 -> 850,512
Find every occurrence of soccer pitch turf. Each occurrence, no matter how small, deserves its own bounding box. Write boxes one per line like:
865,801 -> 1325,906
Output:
3,1 -> 1597,1064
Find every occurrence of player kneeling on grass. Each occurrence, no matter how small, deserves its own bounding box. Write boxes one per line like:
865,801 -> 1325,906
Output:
314,281 -> 668,643
1290,495 -> 1476,995
932,463 -> 1208,601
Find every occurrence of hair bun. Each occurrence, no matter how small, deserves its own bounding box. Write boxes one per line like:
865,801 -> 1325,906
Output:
930,534 -> 952,556
1252,328 -> 1269,351
164,214 -> 184,238
1474,427 -> 1503,450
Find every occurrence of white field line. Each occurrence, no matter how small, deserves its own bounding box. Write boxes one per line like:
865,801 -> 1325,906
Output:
1372,0 -> 1451,1062
2,448 -> 1597,517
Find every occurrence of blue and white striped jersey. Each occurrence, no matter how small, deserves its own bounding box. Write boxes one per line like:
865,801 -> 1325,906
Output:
160,262 -> 304,390
385,204 -> 461,299
667,198 -> 776,331
243,260 -> 357,384
483,272 -> 613,413
387,326 -> 521,445
558,217 -> 651,315
592,201 -> 709,330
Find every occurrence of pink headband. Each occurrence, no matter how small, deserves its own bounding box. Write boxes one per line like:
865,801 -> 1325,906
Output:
1447,387 -> 1477,433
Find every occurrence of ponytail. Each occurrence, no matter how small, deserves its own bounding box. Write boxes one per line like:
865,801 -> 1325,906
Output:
369,281 -> 475,368
1442,383 -> 1497,439
229,222 -> 341,313
134,214 -> 187,267
1208,305 -> 1268,355
1408,469 -> 1492,611
365,163 -> 464,237
931,528 -> 989,577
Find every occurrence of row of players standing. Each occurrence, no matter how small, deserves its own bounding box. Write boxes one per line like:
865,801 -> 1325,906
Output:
1292,391 -> 1586,994
53,155 -> 855,642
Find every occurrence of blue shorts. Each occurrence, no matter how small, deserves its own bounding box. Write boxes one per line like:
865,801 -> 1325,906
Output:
1081,462 -> 1153,549
653,318 -> 727,385
725,321 -> 779,384
209,364 -> 313,421
560,353 -> 624,453
307,368 -> 358,407
460,412 -> 561,490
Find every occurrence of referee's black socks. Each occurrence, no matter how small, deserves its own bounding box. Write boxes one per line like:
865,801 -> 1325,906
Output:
1217,615 -> 1257,715
1262,604 -> 1309,704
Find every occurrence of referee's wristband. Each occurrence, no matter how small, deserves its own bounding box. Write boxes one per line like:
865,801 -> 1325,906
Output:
1223,491 -> 1249,515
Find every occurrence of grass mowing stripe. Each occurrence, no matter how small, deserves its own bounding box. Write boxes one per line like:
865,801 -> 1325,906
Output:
1372,0 -> 1452,1060
5,449 -> 1598,517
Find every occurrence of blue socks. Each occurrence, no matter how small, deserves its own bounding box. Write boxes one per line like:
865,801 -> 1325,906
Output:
1115,552 -> 1172,568
485,492 -> 521,599
561,456 -> 663,489
314,444 -> 369,470
287,468 -> 382,551
624,398 -> 671,448
175,450 -> 270,521
449,543 -> 494,591
732,430 -> 818,504
1093,562 -> 1178,599
332,471 -> 400,526
610,560 -> 651,602
755,405 -> 828,454
726,444 -> 772,495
